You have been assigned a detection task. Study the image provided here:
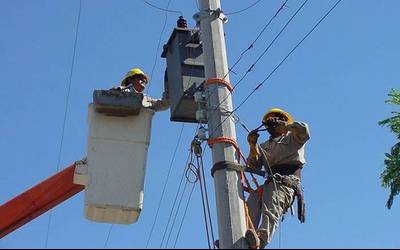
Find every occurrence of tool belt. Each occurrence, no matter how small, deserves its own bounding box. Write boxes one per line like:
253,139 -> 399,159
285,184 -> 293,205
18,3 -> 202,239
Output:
266,165 -> 306,224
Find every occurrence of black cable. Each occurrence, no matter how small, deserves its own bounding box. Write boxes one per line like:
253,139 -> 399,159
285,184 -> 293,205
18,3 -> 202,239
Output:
198,154 -> 215,249
224,0 -> 263,15
146,0 -> 173,92
207,0 -> 308,138
157,125 -> 200,248
143,0 -> 183,15
103,224 -> 114,249
232,0 -> 309,91
211,0 -> 343,137
234,0 -> 343,113
164,180 -> 190,248
194,0 -> 200,11
44,0 -> 82,247
145,123 -> 185,248
223,0 -> 289,80
157,151 -> 191,248
172,177 -> 198,248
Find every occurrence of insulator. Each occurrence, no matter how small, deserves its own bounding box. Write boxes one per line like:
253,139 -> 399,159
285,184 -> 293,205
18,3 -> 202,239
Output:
177,16 -> 187,28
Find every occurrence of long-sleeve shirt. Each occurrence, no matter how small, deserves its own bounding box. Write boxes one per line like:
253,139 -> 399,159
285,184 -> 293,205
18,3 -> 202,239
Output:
249,121 -> 310,170
113,85 -> 169,112
142,91 -> 169,111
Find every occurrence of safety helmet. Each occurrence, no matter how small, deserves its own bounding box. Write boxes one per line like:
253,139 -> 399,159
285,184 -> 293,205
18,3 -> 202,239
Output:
120,68 -> 149,86
262,108 -> 294,124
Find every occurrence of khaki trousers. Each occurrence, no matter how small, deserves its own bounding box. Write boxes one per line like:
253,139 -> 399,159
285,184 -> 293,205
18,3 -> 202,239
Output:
246,175 -> 299,248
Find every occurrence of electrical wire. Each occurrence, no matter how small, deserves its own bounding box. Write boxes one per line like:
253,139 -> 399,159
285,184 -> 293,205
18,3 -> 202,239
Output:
206,0 -> 308,139
143,0 -> 183,15
44,0 -> 82,247
234,0 -> 343,114
103,224 -> 114,249
164,179 -> 191,247
157,125 -> 200,248
145,123 -> 186,248
146,0 -> 173,92
224,0 -> 263,16
231,0 -> 309,91
194,0 -> 200,11
163,143 -> 203,248
198,151 -> 215,248
208,0 -> 342,139
223,0 -> 289,80
172,181 -> 198,248
158,151 -> 191,248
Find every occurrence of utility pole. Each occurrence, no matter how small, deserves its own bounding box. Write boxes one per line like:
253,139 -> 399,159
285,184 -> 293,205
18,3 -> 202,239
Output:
196,0 -> 248,248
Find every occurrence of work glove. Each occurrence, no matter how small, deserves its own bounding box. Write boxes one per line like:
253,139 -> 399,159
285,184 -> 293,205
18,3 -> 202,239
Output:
247,130 -> 260,145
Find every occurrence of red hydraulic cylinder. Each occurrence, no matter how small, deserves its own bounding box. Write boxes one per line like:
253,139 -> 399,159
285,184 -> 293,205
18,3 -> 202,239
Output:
0,164 -> 84,239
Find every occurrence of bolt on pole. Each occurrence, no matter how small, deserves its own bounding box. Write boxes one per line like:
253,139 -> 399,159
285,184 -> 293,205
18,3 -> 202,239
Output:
196,0 -> 248,248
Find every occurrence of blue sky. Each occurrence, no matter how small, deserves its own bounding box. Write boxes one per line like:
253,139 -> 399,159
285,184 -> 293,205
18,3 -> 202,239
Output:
1,0 -> 399,248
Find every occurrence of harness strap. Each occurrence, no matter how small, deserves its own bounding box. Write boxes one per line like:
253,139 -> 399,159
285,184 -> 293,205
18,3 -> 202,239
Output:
210,161 -> 243,177
207,136 -> 241,160
204,78 -> 233,92
207,136 -> 264,229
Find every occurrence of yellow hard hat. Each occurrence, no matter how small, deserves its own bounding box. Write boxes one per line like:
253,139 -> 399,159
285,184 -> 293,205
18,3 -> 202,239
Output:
121,68 -> 149,86
262,108 -> 294,124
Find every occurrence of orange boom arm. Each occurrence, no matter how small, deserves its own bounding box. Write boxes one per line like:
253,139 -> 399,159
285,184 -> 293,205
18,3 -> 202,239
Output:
0,164 -> 84,239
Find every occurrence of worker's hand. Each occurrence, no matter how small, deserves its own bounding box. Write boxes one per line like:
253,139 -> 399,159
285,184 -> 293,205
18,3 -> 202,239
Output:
247,130 -> 260,145
265,117 -> 287,129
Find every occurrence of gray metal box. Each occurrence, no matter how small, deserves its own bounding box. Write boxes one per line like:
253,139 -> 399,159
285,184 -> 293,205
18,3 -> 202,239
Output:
161,28 -> 206,123
93,89 -> 143,116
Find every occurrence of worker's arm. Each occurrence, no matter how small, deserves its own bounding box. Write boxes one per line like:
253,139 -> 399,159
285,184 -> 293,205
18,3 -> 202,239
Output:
145,90 -> 169,111
246,131 -> 262,169
287,121 -> 310,144
144,71 -> 170,111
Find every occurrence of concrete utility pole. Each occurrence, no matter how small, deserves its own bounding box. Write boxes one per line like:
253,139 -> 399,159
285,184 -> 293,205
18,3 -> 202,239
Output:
196,0 -> 248,248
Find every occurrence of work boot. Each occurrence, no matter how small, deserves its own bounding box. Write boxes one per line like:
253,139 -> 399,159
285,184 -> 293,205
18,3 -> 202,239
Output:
214,240 -> 220,249
245,229 -> 260,249
256,230 -> 267,249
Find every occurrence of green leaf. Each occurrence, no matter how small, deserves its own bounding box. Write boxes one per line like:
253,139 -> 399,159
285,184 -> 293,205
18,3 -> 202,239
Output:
379,89 -> 400,209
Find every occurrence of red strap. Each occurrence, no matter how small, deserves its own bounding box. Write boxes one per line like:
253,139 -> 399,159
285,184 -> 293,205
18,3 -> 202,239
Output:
207,136 -> 241,160
204,78 -> 233,92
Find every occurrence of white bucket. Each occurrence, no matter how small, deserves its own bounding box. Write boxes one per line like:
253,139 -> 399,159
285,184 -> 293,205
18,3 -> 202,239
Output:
84,103 -> 155,224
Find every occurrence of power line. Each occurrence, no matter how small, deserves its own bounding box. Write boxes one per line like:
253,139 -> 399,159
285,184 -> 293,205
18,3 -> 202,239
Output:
158,157 -> 189,249
234,0 -> 343,113
103,224 -> 114,249
224,0 -> 263,15
146,0 -> 174,92
172,180 -> 198,248
231,0 -> 309,92
207,0 -> 309,138
213,0 -> 343,136
145,123 -> 185,248
143,0 -> 183,15
223,0 -> 289,80
44,0 -> 82,247
194,0 -> 200,11
163,142 -> 201,248
164,179 -> 190,248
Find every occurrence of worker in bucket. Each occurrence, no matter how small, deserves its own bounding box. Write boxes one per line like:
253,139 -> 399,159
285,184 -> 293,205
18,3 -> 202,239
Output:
245,108 -> 310,249
112,68 -> 169,111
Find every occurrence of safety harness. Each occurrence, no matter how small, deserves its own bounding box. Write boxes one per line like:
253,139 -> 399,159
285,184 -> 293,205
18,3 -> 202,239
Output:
204,77 -> 306,231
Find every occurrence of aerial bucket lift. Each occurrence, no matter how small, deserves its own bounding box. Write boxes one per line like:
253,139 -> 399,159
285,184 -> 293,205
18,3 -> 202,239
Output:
74,90 -> 155,224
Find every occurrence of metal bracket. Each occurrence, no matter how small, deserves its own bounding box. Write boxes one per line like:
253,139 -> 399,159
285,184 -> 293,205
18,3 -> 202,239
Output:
193,8 -> 228,23
197,126 -> 208,141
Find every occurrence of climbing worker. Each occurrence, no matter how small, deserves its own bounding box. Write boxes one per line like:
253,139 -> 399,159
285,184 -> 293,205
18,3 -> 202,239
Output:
244,108 -> 310,249
112,68 -> 169,111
